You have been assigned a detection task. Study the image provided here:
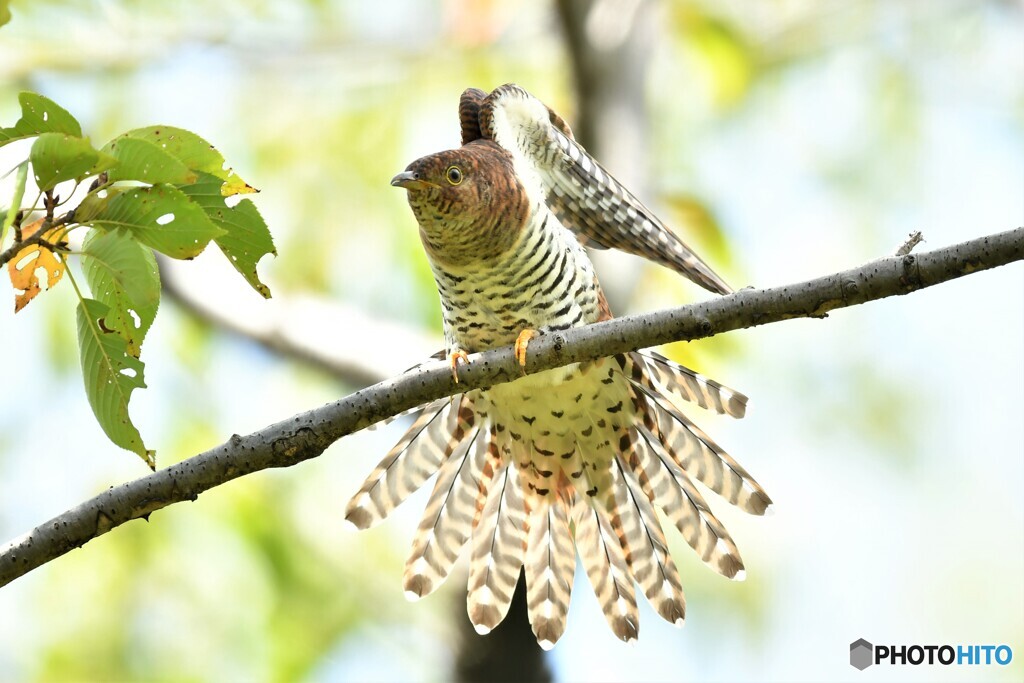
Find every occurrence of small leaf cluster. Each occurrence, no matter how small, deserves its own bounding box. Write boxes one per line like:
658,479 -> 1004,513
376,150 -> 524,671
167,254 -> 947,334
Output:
0,92 -> 276,468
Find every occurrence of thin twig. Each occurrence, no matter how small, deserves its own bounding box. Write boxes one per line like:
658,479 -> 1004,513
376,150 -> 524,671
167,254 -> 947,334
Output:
895,231 -> 924,256
0,210 -> 75,267
0,226 -> 1021,588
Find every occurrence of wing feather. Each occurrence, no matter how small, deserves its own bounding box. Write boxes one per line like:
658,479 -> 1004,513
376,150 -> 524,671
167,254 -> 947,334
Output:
477,83 -> 732,294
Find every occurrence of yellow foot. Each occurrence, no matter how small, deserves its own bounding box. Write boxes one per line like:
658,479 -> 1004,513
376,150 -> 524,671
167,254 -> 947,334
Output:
514,329 -> 539,373
448,349 -> 470,383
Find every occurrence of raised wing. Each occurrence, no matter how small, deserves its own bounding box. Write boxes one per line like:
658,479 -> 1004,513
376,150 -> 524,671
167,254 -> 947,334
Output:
459,88 -> 487,145
474,83 -> 732,295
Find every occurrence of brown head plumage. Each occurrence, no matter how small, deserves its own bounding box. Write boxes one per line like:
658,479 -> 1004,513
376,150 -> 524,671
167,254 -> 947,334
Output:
391,140 -> 530,267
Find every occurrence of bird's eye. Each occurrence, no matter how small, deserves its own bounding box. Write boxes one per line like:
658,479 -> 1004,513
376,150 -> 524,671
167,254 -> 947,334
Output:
445,165 -> 463,185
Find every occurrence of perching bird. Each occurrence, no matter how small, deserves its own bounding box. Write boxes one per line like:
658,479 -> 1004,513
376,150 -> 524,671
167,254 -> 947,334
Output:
345,84 -> 771,649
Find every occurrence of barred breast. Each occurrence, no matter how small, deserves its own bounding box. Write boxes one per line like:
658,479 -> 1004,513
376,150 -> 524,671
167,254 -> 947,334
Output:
429,201 -> 602,354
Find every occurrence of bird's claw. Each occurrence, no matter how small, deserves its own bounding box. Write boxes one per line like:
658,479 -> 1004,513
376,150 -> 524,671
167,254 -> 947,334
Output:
448,349 -> 470,383
514,329 -> 539,374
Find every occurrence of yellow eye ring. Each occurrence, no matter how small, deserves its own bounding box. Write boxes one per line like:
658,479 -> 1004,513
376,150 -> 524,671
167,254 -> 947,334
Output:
445,165 -> 463,185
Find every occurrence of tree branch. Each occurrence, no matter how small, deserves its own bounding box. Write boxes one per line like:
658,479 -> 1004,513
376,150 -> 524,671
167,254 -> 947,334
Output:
2,227 -> 1021,588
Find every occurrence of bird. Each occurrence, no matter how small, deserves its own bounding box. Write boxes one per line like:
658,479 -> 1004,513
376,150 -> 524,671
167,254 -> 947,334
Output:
344,83 -> 771,649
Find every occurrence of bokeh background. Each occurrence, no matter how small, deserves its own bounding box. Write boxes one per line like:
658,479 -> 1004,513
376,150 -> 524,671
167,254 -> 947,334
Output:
0,1 -> 1021,681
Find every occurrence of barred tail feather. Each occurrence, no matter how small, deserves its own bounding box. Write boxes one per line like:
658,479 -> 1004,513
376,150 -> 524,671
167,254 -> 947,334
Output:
634,379 -> 772,516
403,427 -> 485,599
635,423 -> 746,579
344,396 -> 463,529
524,489 -> 576,650
571,491 -> 640,644
633,351 -> 747,419
617,434 -> 686,625
467,463 -> 528,635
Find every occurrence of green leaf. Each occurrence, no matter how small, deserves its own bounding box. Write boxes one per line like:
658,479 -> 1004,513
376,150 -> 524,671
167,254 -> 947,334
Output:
179,173 -> 276,298
0,0 -> 11,28
1,161 -> 27,245
75,187 -> 123,223
84,184 -> 226,259
117,126 -> 256,195
81,229 -> 161,358
76,297 -> 154,468
0,92 -> 82,147
101,136 -> 198,185
30,133 -> 117,191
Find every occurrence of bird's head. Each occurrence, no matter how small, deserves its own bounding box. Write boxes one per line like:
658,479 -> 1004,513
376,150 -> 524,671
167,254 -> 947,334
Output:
391,140 -> 530,267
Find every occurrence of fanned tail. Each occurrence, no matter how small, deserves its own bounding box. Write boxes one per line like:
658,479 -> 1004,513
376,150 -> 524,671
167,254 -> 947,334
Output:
347,349 -> 771,648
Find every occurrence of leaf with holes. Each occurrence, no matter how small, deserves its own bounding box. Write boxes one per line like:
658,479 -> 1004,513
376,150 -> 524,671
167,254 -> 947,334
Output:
81,228 -> 160,357
178,172 -> 275,298
30,133 -> 117,191
101,136 -> 198,186
116,126 -> 257,196
0,92 -> 82,147
77,297 -> 154,468
84,184 -> 226,259
75,187 -> 123,223
7,218 -> 66,312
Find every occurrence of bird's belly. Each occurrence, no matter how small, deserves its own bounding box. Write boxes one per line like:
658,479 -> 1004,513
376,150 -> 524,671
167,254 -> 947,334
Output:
477,356 -> 637,501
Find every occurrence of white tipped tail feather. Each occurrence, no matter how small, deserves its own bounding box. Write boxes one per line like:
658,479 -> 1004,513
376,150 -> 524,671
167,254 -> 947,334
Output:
344,352 -> 771,647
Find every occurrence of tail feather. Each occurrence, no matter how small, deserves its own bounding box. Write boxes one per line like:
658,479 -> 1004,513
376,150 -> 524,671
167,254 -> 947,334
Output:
524,488 -> 575,650
467,463 -> 528,635
572,490 -> 640,643
636,423 -> 745,579
636,381 -> 772,516
403,427 -> 486,599
617,433 -> 687,625
344,396 -> 463,529
350,347 -> 771,647
634,351 -> 747,418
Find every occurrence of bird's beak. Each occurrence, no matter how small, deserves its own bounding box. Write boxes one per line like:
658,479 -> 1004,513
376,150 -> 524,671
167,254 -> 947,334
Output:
390,171 -> 432,190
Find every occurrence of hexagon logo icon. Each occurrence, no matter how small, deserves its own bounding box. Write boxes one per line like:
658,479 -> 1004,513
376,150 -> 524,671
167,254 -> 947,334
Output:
850,639 -> 873,670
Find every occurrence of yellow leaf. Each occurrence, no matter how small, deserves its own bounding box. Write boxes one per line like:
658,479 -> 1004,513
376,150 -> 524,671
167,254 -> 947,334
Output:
220,170 -> 259,197
8,218 -> 66,312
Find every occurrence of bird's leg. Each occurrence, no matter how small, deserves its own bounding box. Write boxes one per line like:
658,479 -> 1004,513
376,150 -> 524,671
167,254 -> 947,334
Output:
514,329 -> 539,372
448,349 -> 470,383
